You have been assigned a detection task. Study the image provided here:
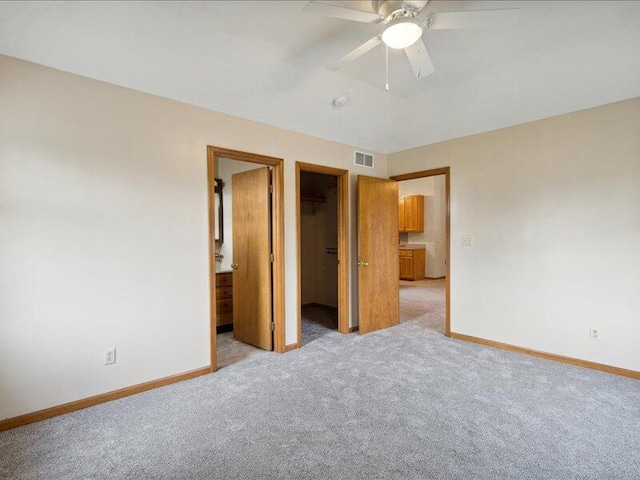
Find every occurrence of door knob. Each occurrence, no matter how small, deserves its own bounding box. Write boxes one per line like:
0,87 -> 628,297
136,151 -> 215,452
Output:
231,263 -> 238,269
358,261 -> 369,267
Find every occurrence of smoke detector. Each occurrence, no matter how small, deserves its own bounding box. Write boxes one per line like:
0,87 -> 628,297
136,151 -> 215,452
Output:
332,96 -> 349,108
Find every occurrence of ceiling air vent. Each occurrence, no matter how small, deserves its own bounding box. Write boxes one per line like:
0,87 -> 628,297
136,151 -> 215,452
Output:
354,151 -> 374,168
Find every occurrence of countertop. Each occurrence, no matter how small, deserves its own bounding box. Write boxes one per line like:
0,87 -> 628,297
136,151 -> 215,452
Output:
215,265 -> 233,274
399,244 -> 426,250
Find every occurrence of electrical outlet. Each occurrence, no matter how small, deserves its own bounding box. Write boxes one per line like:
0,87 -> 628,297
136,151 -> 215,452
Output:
462,235 -> 473,247
590,328 -> 600,341
104,348 -> 116,365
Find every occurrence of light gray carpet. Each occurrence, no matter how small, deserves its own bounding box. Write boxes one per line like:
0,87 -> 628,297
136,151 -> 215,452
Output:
2,282 -> 639,479
399,278 -> 446,332
217,330 -> 267,369
302,306 -> 338,346
217,305 -> 339,370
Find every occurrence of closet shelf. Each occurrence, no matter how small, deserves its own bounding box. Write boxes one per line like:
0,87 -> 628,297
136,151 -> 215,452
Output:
301,196 -> 326,214
300,196 -> 326,203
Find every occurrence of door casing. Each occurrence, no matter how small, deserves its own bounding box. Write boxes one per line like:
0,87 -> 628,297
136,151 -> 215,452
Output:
207,146 -> 286,372
295,162 -> 350,347
390,167 -> 451,336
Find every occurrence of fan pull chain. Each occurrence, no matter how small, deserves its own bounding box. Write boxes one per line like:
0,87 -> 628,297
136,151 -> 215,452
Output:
385,45 -> 389,92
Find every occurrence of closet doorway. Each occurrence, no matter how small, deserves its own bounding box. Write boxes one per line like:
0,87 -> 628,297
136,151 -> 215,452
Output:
296,162 -> 349,347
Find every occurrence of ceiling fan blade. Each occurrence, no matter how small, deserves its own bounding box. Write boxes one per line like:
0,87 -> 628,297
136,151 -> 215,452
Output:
426,8 -> 520,30
303,1 -> 383,24
404,38 -> 434,79
329,36 -> 382,71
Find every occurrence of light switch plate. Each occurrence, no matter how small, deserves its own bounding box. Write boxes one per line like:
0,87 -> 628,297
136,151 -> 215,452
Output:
462,235 -> 473,247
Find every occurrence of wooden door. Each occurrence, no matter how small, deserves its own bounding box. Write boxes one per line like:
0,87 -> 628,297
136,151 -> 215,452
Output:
357,176 -> 399,334
232,167 -> 273,350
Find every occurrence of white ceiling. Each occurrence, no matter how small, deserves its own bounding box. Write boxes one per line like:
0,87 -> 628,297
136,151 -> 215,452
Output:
1,1 -> 639,153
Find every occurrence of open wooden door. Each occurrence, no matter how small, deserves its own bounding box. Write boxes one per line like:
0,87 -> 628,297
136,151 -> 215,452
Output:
357,175 -> 399,334
231,167 -> 273,350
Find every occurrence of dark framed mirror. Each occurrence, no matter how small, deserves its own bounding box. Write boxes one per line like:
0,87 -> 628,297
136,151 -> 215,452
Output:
214,178 -> 224,243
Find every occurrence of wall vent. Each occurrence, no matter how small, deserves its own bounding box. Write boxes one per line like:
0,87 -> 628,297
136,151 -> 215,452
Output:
354,151 -> 374,168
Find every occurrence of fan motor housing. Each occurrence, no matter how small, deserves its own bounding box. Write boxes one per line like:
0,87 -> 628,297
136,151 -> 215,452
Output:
376,1 -> 428,18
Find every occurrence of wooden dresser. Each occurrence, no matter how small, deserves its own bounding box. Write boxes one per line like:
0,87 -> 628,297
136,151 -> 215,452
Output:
399,247 -> 425,281
215,271 -> 233,327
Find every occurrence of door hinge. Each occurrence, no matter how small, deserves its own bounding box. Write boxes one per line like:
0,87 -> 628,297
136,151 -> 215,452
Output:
269,184 -> 273,194
270,322 -> 275,332
270,253 -> 274,263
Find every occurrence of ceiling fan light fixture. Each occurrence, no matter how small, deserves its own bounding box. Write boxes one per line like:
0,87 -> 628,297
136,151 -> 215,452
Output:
381,21 -> 422,49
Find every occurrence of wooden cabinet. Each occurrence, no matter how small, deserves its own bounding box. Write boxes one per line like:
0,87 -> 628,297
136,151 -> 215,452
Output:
399,254 -> 414,280
215,272 -> 233,326
399,248 -> 425,281
398,195 -> 424,233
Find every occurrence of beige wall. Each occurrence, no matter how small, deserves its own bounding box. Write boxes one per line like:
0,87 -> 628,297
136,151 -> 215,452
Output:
389,97 -> 640,372
0,55 -> 387,420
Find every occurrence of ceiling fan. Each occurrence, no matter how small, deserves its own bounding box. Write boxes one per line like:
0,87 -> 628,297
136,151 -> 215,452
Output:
304,1 -> 520,86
